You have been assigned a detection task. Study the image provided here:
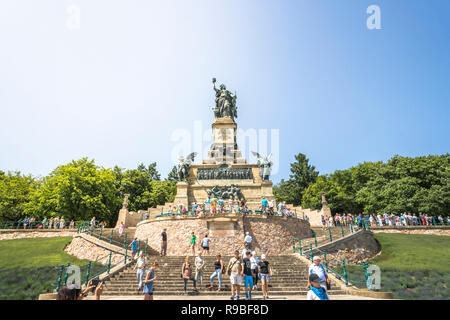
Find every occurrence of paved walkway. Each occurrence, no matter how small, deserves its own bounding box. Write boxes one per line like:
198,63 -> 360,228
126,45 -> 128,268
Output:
92,294 -> 382,300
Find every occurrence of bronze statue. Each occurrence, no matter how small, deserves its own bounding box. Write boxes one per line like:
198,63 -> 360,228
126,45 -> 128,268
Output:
176,152 -> 197,181
252,151 -> 273,181
212,78 -> 237,121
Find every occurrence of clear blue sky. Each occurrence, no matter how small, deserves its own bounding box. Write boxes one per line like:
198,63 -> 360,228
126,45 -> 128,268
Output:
0,0 -> 449,183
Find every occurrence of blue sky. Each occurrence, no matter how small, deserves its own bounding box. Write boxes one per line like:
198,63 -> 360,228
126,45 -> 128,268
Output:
0,0 -> 449,183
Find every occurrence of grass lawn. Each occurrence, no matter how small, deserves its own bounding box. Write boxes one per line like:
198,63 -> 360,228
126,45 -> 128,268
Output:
339,233 -> 450,300
0,237 -> 88,269
371,233 -> 450,273
0,237 -> 103,300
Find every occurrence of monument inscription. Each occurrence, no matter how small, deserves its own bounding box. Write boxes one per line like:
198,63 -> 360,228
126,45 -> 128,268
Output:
197,167 -> 253,180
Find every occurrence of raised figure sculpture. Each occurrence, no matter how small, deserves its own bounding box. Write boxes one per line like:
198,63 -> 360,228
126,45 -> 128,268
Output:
252,151 -> 273,181
177,152 -> 198,181
212,78 -> 237,121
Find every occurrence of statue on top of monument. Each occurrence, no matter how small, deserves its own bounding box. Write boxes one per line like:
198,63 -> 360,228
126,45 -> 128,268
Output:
212,78 -> 237,121
177,152 -> 198,181
252,151 -> 273,181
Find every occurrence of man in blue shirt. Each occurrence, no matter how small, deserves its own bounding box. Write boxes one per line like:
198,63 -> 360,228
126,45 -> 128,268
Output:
130,237 -> 138,260
261,197 -> 268,214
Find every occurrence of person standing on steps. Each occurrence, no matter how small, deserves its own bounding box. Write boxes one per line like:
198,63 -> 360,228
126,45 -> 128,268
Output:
250,251 -> 260,291
118,221 -> 124,237
209,254 -> 224,291
243,250 -> 254,300
306,274 -> 329,300
308,256 -> 330,290
201,234 -> 210,255
161,228 -> 167,256
190,232 -> 197,255
226,250 -> 243,300
244,232 -> 252,249
129,237 -> 138,260
182,256 -> 197,295
195,252 -> 206,287
258,254 -> 272,300
241,243 -> 250,259
134,251 -> 146,291
143,262 -> 158,300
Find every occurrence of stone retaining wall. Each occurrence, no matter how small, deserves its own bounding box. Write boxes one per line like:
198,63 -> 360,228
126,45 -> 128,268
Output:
64,235 -> 124,265
372,227 -> 450,236
134,215 -> 312,256
0,230 -> 76,241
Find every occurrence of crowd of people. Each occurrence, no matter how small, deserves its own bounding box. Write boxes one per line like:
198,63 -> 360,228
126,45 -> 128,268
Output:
13,215 -> 109,230
321,212 -> 449,229
369,213 -> 449,227
162,197 -> 297,218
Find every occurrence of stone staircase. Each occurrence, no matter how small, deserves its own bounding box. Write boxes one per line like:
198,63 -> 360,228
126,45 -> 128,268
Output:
102,255 -> 346,296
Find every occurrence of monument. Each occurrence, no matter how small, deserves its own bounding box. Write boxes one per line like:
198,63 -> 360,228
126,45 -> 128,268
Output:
133,79 -> 312,256
173,78 -> 275,210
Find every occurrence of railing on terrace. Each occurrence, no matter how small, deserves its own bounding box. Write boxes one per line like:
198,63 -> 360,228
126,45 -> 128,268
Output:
76,222 -> 153,256
53,248 -> 133,292
0,220 -> 101,230
292,222 -> 375,290
152,206 -> 298,219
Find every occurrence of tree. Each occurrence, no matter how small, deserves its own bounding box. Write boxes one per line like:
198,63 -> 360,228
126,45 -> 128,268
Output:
166,166 -> 179,181
0,172 -> 39,222
26,158 -> 121,225
274,153 -> 319,205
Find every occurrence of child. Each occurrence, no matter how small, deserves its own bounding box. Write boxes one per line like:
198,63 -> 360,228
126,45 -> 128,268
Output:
190,232 -> 197,255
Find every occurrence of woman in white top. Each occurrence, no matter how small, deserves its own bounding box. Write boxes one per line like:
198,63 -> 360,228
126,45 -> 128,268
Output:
194,252 -> 206,285
118,221 -> 124,237
250,251 -> 259,290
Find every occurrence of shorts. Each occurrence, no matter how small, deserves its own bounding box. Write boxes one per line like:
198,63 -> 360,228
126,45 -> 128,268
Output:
230,274 -> 242,285
260,273 -> 270,282
201,246 -> 209,251
132,250 -> 137,255
190,243 -> 195,248
244,275 -> 253,288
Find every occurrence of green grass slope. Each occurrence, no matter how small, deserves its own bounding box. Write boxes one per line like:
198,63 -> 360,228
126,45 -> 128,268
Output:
0,237 -> 91,300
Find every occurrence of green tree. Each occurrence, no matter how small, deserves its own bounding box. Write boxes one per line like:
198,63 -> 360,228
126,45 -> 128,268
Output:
274,153 -> 319,205
166,166 -> 179,181
0,172 -> 39,222
26,158 -> 121,225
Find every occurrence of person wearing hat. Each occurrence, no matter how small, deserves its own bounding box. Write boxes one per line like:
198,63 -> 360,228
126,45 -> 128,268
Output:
307,274 -> 329,300
258,254 -> 272,300
244,232 -> 252,249
241,243 -> 250,259
308,256 -> 330,290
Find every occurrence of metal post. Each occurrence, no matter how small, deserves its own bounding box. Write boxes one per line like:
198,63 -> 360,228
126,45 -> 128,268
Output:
292,239 -> 296,253
341,224 -> 344,237
124,233 -> 127,249
137,239 -> 141,255
363,262 -> 370,290
323,250 -> 328,272
107,252 -> 112,274
329,228 -> 332,242
110,230 -> 114,244
85,261 -> 92,285
313,231 -> 317,248
99,226 -> 103,240
309,243 -> 313,261
124,247 -> 128,265
350,223 -> 353,233
299,239 -> 302,255
56,265 -> 65,292
145,239 -> 148,256
342,259 -> 348,286
63,263 -> 70,285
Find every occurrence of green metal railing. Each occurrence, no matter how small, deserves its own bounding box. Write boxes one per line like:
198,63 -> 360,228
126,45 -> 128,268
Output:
292,225 -> 377,290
